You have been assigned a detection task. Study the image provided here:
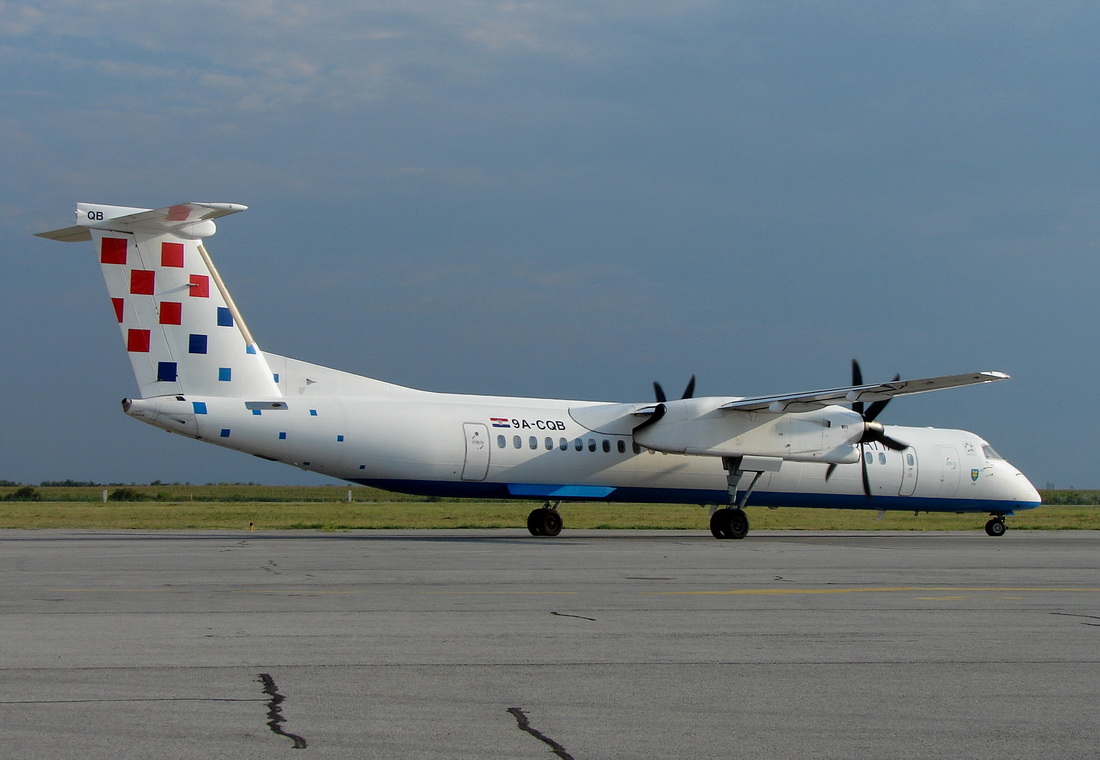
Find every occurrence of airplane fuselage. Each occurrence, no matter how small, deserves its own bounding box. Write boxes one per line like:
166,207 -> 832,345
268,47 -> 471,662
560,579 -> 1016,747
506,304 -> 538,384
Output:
125,363 -> 1041,516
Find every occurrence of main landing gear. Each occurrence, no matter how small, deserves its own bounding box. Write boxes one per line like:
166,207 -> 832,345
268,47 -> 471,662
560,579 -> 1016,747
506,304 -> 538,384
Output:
711,455 -> 779,540
710,508 -> 749,539
527,502 -> 563,537
985,515 -> 1007,537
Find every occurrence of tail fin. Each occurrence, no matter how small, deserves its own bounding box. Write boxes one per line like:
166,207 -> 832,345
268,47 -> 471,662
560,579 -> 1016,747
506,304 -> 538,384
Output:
38,202 -> 281,399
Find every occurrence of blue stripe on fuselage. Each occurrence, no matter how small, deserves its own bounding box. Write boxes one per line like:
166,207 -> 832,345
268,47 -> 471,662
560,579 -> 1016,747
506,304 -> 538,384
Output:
348,478 -> 1041,514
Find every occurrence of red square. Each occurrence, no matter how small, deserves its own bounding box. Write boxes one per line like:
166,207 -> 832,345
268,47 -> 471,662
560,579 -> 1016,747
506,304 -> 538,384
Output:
189,274 -> 210,298
166,205 -> 191,222
126,329 -> 151,352
130,270 -> 155,295
111,298 -> 124,323
100,237 -> 127,265
159,301 -> 182,325
161,242 -> 185,268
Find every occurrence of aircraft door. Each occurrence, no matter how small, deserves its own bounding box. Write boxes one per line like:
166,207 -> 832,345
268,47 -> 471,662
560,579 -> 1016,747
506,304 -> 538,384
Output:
461,423 -> 491,481
899,450 -> 917,496
937,446 -> 960,497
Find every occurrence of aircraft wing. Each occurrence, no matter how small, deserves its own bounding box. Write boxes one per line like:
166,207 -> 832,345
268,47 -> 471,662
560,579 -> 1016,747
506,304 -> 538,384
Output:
719,371 -> 1010,413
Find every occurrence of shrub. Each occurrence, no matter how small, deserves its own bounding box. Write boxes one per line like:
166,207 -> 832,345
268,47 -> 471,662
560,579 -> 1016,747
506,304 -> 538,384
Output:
108,487 -> 146,502
3,486 -> 41,501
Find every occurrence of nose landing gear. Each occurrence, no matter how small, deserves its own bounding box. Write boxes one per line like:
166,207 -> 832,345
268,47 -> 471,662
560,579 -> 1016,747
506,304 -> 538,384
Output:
985,515 -> 1007,537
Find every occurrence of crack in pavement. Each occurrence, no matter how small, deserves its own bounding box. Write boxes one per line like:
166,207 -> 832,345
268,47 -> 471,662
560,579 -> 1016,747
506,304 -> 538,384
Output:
0,697 -> 261,705
259,673 -> 308,749
1052,612 -> 1100,626
507,707 -> 575,759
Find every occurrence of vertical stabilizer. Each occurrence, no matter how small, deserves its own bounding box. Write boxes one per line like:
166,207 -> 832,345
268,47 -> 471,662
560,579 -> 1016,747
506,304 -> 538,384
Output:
38,202 -> 281,399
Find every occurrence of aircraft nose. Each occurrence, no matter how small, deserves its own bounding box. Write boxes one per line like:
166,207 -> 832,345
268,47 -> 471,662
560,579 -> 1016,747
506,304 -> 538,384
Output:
1016,472 -> 1042,505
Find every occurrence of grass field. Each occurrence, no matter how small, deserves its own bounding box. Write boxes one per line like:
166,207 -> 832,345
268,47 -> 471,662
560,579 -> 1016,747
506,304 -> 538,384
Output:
0,485 -> 1095,531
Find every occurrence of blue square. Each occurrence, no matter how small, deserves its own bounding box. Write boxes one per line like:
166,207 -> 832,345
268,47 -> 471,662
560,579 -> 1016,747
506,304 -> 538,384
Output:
252,409 -> 261,416
273,373 -> 280,383
246,344 -> 257,355
217,307 -> 233,327
193,401 -> 207,415
188,334 -> 208,354
278,432 -> 287,440
337,435 -> 344,442
219,367 -> 232,382
220,429 -> 231,438
309,409 -> 318,416
157,361 -> 177,382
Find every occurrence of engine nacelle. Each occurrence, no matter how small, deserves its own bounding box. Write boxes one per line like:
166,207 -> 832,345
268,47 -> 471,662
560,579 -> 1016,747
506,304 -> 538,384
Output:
633,397 -> 863,464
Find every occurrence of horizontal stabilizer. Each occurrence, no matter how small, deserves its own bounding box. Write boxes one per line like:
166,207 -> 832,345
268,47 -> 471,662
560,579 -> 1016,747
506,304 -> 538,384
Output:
36,202 -> 247,242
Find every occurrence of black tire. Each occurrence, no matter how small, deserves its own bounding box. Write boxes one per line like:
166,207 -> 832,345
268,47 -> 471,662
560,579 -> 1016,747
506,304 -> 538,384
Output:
527,509 -> 546,536
727,508 -> 749,539
710,508 -> 750,540
542,509 -> 563,537
710,509 -> 731,539
985,518 -> 1006,537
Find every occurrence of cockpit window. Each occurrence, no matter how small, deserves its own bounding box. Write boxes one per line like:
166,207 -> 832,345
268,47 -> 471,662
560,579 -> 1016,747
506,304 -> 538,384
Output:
982,445 -> 1002,460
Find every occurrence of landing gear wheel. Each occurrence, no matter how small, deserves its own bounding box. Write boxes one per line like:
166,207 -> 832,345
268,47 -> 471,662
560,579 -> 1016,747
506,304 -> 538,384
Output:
710,508 -> 749,540
527,509 -> 546,536
542,509 -> 563,537
526,508 -> 563,537
985,517 -> 1007,537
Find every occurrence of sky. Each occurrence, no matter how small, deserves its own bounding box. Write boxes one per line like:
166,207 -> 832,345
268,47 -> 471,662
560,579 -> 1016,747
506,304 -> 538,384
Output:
3,1 -> 1098,489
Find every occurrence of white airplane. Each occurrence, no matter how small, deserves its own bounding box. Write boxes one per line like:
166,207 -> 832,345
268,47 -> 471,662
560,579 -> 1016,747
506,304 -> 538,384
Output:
37,202 -> 1042,539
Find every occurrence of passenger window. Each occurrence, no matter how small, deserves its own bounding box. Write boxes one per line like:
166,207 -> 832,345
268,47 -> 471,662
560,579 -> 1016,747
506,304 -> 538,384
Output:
497,435 -> 506,448
513,435 -> 522,449
878,452 -> 887,465
574,438 -> 584,451
545,437 -> 553,450
907,453 -> 915,466
559,438 -> 568,451
588,439 -> 597,452
617,440 -> 626,453
529,436 -> 538,450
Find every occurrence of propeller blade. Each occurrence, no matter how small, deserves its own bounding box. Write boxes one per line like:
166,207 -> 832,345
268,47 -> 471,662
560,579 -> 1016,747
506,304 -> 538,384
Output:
654,376 -> 696,402
879,434 -> 908,451
863,374 -> 901,423
851,360 -> 864,417
825,463 -> 837,481
682,375 -> 696,400
653,382 -> 667,403
634,402 -> 667,432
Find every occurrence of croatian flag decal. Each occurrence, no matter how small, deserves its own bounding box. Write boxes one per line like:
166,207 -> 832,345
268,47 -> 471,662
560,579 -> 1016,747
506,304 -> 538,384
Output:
490,418 -> 511,428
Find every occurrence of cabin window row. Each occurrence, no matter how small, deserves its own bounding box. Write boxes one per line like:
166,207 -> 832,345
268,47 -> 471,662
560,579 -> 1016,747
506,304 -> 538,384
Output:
497,435 -> 647,455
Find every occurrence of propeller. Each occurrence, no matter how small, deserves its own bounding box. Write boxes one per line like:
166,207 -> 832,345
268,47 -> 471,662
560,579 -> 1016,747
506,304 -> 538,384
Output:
653,375 -> 695,403
828,360 -> 910,496
637,375 -> 695,434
